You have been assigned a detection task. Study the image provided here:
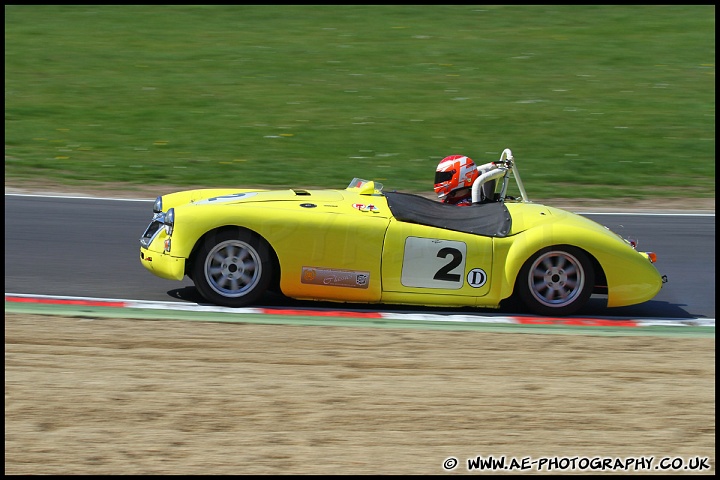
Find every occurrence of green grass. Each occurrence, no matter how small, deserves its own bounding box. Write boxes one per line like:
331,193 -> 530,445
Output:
4,5 -> 715,199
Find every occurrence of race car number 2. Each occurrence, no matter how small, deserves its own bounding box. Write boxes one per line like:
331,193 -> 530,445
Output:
401,237 -> 468,289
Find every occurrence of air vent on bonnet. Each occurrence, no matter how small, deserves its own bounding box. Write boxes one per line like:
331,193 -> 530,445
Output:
293,189 -> 311,196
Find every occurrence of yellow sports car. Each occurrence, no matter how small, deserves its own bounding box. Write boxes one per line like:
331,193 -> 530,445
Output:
139,149 -> 666,316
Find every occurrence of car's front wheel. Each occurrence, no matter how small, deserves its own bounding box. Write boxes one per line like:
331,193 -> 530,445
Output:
192,228 -> 273,307
516,246 -> 594,316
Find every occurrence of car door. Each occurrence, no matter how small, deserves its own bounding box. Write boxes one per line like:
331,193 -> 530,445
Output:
269,198 -> 390,303
380,217 -> 494,306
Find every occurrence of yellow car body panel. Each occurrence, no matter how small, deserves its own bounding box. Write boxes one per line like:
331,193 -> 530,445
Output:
380,218 -> 494,307
141,186 -> 392,302
499,203 -> 663,308
140,247 -> 185,281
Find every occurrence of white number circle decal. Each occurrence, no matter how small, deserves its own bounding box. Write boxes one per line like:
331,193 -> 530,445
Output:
466,268 -> 487,288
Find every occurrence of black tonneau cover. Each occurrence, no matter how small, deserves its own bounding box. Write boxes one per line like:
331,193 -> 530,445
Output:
384,192 -> 511,237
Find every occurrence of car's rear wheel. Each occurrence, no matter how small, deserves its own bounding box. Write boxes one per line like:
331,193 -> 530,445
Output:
192,228 -> 273,307
516,246 -> 594,316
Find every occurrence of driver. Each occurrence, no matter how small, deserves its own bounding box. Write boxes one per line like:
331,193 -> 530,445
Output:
433,155 -> 479,206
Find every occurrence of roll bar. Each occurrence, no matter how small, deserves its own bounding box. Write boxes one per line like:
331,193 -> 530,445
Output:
470,168 -> 507,204
470,148 -> 529,204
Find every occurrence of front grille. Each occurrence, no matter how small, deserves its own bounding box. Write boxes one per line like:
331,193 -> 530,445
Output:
140,213 -> 165,248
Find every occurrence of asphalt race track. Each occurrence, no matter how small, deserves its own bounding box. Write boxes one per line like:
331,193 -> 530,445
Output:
4,193 -> 715,321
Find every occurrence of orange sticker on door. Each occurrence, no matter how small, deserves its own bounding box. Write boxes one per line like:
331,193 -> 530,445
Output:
301,267 -> 370,288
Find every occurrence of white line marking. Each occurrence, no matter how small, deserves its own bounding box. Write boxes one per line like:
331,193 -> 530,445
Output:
5,193 -> 151,202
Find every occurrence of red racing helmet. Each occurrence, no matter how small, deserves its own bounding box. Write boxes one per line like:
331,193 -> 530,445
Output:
434,155 -> 479,200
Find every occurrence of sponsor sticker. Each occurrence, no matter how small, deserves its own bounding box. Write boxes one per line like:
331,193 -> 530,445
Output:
352,203 -> 379,212
301,267 -> 370,289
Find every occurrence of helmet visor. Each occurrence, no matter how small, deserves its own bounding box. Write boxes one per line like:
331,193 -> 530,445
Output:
434,170 -> 454,184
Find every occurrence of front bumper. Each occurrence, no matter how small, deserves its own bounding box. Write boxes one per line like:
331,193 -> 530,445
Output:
139,208 -> 185,281
140,247 -> 186,281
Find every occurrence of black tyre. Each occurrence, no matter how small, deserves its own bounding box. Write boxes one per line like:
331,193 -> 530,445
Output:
516,245 -> 594,316
192,228 -> 273,307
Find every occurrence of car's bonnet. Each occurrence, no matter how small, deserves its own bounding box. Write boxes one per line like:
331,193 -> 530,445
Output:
160,188 -> 345,209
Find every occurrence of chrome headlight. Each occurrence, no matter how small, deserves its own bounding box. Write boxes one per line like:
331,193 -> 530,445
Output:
164,208 -> 175,235
153,196 -> 163,214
